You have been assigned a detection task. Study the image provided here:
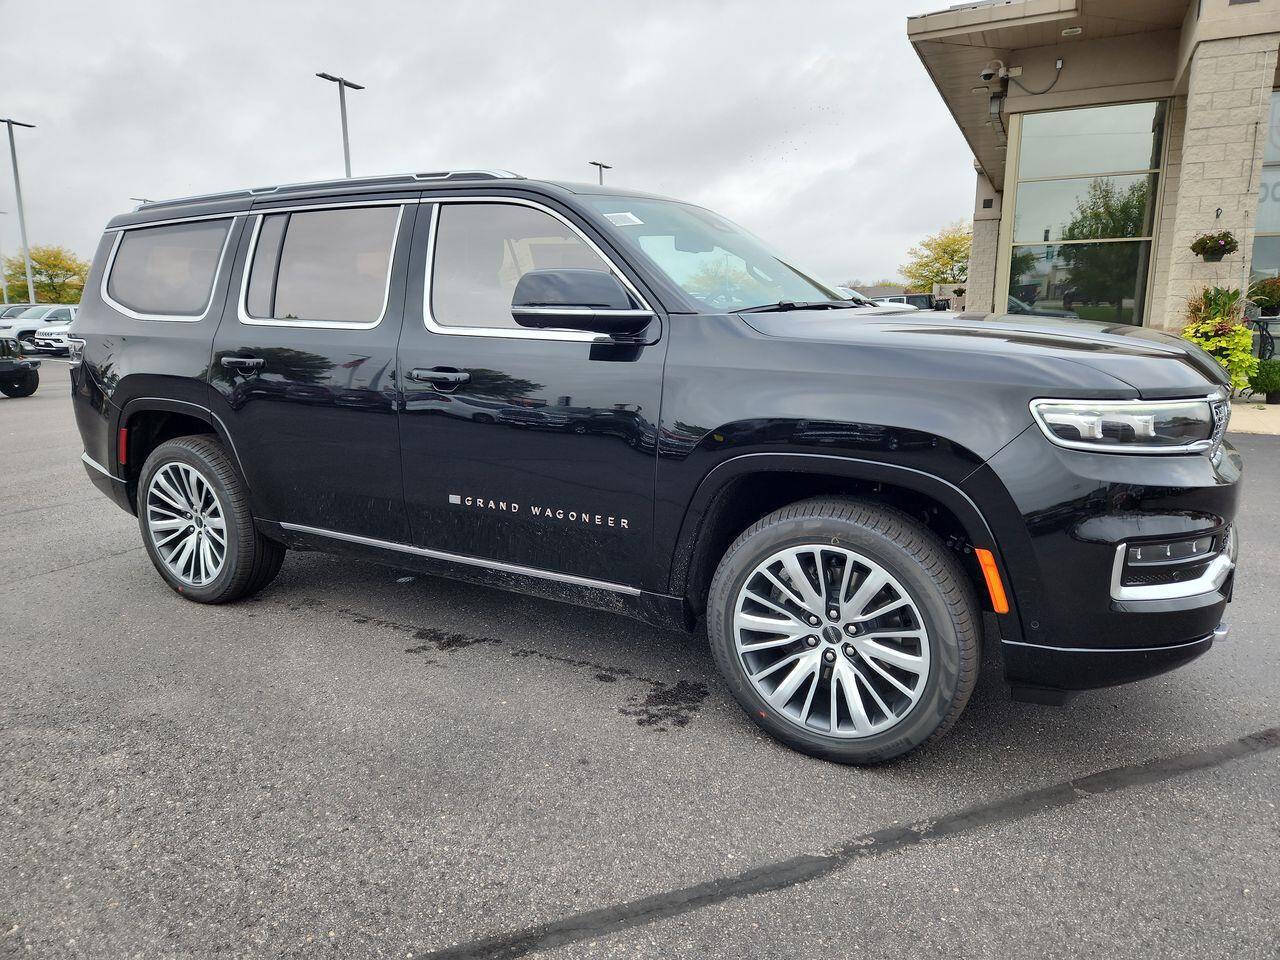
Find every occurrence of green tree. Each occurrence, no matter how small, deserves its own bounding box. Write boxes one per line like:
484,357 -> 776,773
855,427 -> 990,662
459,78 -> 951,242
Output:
900,223 -> 970,294
1058,178 -> 1151,323
3,245 -> 91,303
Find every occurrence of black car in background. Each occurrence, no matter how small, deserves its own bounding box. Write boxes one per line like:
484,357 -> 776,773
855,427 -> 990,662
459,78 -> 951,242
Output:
68,171 -> 1240,762
0,337 -> 39,397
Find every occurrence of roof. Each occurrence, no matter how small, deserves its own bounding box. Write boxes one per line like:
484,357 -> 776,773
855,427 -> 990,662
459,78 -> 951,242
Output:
908,0 -> 1189,188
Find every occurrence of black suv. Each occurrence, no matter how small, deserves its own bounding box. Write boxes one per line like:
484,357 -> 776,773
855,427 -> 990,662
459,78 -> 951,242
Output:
70,171 -> 1241,762
0,337 -> 40,397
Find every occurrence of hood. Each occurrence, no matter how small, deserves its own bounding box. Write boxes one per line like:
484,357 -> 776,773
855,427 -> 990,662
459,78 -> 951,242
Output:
740,309 -> 1228,399
37,322 -> 72,333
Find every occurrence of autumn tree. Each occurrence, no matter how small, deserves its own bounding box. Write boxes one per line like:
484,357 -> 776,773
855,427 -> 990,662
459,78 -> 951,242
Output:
900,223 -> 970,294
3,245 -> 91,303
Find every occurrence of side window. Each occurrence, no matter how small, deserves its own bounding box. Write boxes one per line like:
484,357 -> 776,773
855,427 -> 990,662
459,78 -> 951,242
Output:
244,206 -> 400,325
106,219 -> 232,317
430,202 -> 621,329
48,308 -> 71,322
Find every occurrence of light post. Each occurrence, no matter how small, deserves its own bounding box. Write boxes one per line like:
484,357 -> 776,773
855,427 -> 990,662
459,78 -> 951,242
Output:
0,210 -> 8,305
315,72 -> 364,177
1,118 -> 36,304
588,160 -> 612,185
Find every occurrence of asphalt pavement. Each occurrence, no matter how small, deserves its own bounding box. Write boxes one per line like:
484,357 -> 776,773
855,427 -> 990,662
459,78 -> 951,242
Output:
2,361 -> 1277,959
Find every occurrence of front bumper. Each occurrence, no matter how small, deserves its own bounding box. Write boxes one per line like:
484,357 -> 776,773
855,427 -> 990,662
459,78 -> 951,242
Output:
968,427 -> 1241,694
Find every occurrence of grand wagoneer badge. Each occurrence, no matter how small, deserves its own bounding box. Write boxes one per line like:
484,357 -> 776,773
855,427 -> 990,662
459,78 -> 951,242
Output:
449,494 -> 630,529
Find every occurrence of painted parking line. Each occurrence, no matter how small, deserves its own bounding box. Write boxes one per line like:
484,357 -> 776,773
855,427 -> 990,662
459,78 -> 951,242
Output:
416,726 -> 1280,960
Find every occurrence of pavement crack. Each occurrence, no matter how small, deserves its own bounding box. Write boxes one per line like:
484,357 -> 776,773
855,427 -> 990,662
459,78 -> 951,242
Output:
413,725 -> 1280,960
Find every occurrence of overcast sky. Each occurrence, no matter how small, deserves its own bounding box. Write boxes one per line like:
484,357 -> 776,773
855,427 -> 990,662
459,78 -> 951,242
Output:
3,0 -> 972,285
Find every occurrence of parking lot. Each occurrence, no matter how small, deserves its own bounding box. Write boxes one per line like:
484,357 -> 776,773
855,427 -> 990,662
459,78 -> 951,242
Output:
2,360 -> 1278,959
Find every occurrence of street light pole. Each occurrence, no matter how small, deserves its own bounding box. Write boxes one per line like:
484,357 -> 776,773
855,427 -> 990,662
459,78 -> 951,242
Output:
588,160 -> 612,185
315,73 -> 364,178
0,211 -> 8,305
1,118 -> 37,304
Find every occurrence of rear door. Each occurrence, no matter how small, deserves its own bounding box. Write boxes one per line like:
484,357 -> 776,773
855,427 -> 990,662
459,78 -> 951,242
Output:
395,195 -> 666,587
209,196 -> 416,541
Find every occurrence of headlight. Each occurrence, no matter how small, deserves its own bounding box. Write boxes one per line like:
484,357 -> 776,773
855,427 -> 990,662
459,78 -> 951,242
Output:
1030,397 -> 1222,453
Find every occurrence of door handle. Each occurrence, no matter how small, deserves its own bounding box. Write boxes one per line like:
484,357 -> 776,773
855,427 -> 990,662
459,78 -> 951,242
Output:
408,367 -> 471,386
220,356 -> 265,372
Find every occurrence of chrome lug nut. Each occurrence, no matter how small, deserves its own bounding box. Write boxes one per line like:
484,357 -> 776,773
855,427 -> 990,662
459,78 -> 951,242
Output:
843,643 -> 855,656
807,615 -> 820,626
805,635 -> 819,647
822,649 -> 837,663
844,623 -> 857,636
827,608 -> 840,621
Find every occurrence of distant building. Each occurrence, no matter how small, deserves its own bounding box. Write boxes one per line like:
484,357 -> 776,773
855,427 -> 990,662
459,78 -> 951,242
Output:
908,0 -> 1280,329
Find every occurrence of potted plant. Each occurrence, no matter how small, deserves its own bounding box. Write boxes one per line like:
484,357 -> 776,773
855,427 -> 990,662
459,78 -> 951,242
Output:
1180,286 -> 1259,392
1249,357 -> 1280,404
1249,276 -> 1280,316
1190,231 -> 1238,262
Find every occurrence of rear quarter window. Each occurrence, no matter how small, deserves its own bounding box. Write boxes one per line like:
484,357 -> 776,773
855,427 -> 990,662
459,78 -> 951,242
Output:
106,219 -> 232,317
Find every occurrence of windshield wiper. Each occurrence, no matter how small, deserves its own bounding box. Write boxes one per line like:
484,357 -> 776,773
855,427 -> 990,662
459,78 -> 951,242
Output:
734,300 -> 858,314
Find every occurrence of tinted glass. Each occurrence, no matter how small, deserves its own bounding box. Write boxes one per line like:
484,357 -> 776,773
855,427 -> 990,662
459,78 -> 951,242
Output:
1013,173 -> 1157,243
263,207 -> 399,324
245,213 -> 288,318
16,305 -> 51,319
1250,234 -> 1280,283
107,219 -> 231,316
431,203 -> 612,329
1007,241 -> 1150,325
1019,101 -> 1165,179
47,308 -> 72,321
588,196 -> 838,310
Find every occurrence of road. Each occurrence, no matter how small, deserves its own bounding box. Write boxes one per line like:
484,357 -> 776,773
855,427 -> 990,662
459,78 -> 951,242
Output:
3,361 -> 1277,959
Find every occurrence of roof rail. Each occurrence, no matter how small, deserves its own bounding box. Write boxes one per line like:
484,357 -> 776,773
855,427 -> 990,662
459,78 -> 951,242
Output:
133,169 -> 525,212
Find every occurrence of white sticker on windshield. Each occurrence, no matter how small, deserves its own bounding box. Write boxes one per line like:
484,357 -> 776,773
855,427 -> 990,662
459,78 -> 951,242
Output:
604,211 -> 643,226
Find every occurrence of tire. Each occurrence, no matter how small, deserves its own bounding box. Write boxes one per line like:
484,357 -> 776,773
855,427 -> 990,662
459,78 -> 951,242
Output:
0,370 -> 38,398
706,497 -> 979,764
137,435 -> 286,603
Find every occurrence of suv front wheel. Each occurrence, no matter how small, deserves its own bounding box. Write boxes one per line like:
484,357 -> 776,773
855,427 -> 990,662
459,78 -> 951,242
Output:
137,435 -> 285,603
707,497 -> 979,764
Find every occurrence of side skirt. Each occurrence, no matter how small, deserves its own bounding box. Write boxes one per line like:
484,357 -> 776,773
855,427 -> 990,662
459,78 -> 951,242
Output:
257,519 -> 690,632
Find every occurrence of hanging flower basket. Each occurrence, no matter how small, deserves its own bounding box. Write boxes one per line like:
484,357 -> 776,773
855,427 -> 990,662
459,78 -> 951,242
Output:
1191,231 -> 1238,262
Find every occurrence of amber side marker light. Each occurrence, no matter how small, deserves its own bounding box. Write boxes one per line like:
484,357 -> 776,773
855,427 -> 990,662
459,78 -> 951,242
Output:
975,548 -> 1009,614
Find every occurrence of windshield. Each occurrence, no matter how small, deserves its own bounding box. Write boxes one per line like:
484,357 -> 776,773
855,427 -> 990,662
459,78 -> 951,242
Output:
587,196 -> 840,310
16,305 -> 52,319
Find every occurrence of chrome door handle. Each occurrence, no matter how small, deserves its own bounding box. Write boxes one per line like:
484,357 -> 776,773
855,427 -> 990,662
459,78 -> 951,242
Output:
220,356 -> 265,371
408,368 -> 470,385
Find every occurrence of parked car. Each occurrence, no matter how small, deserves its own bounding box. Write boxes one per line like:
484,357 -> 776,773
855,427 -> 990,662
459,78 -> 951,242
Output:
0,304 -> 77,347
0,302 -> 37,319
875,293 -> 939,310
833,286 -> 919,313
34,321 -> 75,355
0,336 -> 40,397
70,170 -> 1240,763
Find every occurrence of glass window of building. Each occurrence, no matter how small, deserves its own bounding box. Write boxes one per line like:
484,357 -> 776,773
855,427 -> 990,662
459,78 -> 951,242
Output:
1007,101 -> 1166,325
1250,91 -> 1280,290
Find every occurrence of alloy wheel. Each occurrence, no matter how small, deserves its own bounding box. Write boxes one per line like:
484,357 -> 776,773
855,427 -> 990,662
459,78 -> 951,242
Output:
145,461 -> 228,586
733,544 -> 931,738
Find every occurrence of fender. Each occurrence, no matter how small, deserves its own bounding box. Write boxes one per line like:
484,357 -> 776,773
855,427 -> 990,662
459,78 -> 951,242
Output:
115,396 -> 249,486
668,451 -> 1022,639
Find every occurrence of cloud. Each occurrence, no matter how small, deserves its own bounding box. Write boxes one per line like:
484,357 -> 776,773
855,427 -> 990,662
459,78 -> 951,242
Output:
3,0 -> 973,283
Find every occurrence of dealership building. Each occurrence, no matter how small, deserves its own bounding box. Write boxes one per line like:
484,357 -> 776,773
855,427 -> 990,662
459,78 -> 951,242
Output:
909,0 -> 1280,330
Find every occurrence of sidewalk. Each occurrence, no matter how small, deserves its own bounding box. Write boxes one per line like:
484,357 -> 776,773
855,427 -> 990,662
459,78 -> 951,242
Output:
1230,396 -> 1280,435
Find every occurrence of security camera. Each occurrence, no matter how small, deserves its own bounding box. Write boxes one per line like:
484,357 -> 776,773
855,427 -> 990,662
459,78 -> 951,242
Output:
980,59 -> 1006,82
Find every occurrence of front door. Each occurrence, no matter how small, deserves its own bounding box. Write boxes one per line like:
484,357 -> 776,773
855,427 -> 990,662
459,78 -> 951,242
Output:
397,196 -> 665,588
210,198 -> 416,541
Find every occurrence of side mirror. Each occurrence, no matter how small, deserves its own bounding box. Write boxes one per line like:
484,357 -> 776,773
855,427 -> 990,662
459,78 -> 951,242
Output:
511,269 -> 653,337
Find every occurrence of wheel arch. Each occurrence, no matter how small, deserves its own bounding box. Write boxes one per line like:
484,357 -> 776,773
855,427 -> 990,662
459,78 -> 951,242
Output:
669,453 -> 1020,639
117,398 -> 247,509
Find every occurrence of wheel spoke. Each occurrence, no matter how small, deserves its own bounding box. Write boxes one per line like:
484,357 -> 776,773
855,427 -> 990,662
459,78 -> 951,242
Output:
739,634 -> 804,654
751,651 -> 806,682
780,552 -> 825,614
153,473 -> 189,511
836,663 -> 873,732
743,587 -> 801,622
760,568 -> 809,613
856,597 -> 911,622
844,568 -> 889,618
856,637 -> 926,675
856,648 -> 917,697
735,610 -> 802,636
768,653 -> 817,708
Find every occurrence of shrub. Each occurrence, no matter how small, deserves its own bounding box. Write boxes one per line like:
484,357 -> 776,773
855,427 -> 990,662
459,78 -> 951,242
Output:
1181,286 -> 1258,392
1249,357 -> 1280,396
1250,276 -> 1280,312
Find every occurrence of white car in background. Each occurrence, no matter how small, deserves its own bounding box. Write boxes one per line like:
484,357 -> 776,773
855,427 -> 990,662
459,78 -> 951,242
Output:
0,304 -> 77,348
833,287 -> 920,313
34,321 -> 76,355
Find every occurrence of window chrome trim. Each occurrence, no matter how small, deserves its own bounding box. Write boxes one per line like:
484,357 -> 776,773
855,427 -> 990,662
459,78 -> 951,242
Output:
100,217 -> 238,323
103,211 -> 248,232
1109,528 -> 1235,602
422,197 -> 656,342
278,521 -> 642,595
1028,395 -> 1222,455
251,197 -> 411,215
237,204 -> 405,330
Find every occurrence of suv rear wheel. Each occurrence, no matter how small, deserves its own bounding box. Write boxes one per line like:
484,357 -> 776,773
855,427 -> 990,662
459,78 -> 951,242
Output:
137,435 -> 285,603
706,497 -> 979,764
0,369 -> 38,398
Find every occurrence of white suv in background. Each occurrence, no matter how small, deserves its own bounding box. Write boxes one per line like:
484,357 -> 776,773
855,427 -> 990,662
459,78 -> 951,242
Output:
0,304 -> 77,348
